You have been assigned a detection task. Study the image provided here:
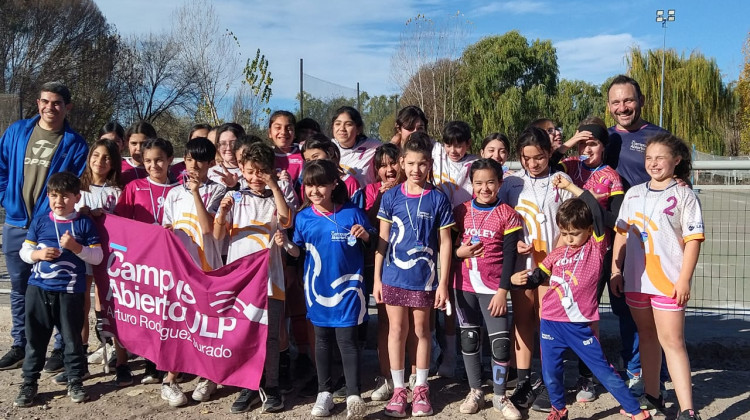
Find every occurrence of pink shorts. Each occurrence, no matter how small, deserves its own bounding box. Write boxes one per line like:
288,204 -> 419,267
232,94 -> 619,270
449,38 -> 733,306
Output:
625,292 -> 684,312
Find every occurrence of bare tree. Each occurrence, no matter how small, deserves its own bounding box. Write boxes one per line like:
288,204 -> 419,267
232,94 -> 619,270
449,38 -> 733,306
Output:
390,12 -> 471,137
0,0 -> 120,140
117,33 -> 198,123
172,0 -> 240,125
231,48 -> 273,131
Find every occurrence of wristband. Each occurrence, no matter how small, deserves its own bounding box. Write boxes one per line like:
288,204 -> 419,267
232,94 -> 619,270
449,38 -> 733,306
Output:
610,271 -> 621,277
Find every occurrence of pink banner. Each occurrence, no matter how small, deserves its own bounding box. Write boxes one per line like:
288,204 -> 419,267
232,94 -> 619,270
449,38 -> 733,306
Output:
92,214 -> 268,390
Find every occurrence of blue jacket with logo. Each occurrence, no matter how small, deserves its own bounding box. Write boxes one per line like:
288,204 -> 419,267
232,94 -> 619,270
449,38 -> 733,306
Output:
0,116 -> 88,228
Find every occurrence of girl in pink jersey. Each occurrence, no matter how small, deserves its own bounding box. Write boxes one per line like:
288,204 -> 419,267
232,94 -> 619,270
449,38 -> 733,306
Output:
120,121 -> 156,185
453,158 -> 522,419
114,138 -> 178,387
611,134 -> 704,420
268,111 -> 304,183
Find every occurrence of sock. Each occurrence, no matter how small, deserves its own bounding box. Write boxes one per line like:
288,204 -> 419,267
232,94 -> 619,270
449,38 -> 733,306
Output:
415,368 -> 429,387
518,368 -> 531,383
391,369 -> 405,389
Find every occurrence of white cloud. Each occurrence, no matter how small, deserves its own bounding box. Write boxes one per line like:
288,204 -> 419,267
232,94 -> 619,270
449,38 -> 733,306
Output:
473,1 -> 549,15
555,33 -> 650,84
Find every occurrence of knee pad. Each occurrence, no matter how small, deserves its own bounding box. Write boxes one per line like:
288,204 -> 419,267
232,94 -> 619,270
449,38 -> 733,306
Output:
459,327 -> 481,355
489,331 -> 510,362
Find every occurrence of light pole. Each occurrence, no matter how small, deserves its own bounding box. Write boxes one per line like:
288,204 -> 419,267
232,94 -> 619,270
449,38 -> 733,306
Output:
656,9 -> 675,127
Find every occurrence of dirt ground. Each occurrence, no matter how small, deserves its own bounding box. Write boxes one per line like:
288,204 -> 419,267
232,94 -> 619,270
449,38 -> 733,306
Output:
0,307 -> 748,420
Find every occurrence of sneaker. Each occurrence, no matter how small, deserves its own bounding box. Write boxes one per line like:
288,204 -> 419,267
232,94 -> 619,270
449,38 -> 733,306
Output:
346,395 -> 367,420
141,361 -> 162,384
532,383 -> 551,412
371,376 -> 393,401
677,409 -> 702,420
87,344 -> 114,364
623,409 -> 653,419
43,348 -> 64,373
68,379 -> 89,403
509,380 -> 535,409
459,388 -> 484,414
299,375 -> 319,398
408,373 -> 417,390
384,387 -> 408,418
260,387 -> 284,413
546,407 -> 569,420
192,378 -> 217,402
628,373 -> 645,397
311,391 -> 334,417
639,393 -> 666,417
53,369 -> 91,385
230,388 -> 260,413
411,384 -> 433,417
332,377 -> 347,403
493,394 -> 522,420
114,364 -> 134,387
161,382 -> 187,407
14,382 -> 37,407
575,376 -> 597,402
0,346 -> 25,370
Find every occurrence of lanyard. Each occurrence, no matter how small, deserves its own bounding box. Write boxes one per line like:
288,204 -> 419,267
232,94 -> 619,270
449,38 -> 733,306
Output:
528,169 -> 551,222
641,180 -> 676,240
405,185 -> 426,241
577,161 -> 604,186
53,214 -> 76,249
317,204 -> 357,246
470,199 -> 500,242
148,180 -> 169,224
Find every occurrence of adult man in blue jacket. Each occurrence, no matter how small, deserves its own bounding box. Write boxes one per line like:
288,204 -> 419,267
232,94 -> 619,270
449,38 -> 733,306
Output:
0,82 -> 88,370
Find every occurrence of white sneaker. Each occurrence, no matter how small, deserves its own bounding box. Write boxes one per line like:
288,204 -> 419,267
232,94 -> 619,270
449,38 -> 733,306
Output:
311,391 -> 334,417
161,382 -> 187,407
87,346 -> 105,364
371,376 -> 393,401
191,377 -> 217,402
493,394 -> 522,420
346,395 -> 366,420
459,388 -> 484,414
575,376 -> 597,402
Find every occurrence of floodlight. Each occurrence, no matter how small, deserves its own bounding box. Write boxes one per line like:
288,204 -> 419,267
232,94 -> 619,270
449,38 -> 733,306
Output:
656,10 -> 664,16
656,17 -> 664,22
668,9 -> 675,16
667,16 -> 674,21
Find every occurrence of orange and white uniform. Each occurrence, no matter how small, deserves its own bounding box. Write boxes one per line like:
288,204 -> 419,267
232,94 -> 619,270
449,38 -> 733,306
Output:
162,181 -> 226,271
615,182 -> 705,297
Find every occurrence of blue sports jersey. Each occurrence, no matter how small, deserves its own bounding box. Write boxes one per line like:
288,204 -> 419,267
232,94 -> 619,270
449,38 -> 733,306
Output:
293,201 -> 373,327
377,183 -> 455,291
606,123 -> 668,189
25,212 -> 101,293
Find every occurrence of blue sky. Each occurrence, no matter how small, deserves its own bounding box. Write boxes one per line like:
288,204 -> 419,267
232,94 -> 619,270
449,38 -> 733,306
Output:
96,0 -> 749,111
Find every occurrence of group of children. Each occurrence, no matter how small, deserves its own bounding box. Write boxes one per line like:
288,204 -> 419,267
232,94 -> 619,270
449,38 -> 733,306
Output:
13,104 -> 703,420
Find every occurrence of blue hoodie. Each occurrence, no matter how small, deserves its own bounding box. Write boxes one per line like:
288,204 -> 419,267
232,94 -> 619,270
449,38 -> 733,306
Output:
0,116 -> 88,228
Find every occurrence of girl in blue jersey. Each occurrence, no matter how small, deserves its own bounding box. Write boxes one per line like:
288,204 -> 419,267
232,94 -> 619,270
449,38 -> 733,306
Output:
277,159 -> 372,420
373,132 -> 454,418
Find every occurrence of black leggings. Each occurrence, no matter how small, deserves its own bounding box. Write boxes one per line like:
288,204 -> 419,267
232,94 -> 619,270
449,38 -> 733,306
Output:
314,325 -> 360,396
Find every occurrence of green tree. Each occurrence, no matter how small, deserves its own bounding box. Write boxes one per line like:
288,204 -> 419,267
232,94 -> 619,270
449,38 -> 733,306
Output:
296,93 -> 356,136
550,79 -> 605,139
626,47 -> 735,155
232,48 -> 273,131
363,94 -> 400,140
737,31 -> 750,155
458,30 -> 558,148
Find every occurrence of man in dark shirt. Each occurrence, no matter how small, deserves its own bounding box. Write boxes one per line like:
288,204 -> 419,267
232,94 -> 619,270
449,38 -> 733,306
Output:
0,82 -> 88,370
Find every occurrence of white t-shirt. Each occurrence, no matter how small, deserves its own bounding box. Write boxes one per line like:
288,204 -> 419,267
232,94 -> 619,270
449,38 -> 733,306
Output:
432,142 -> 477,209
499,170 -> 575,270
219,189 -> 292,300
333,137 -> 381,186
615,182 -> 705,297
162,181 -> 226,271
76,184 -> 121,214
